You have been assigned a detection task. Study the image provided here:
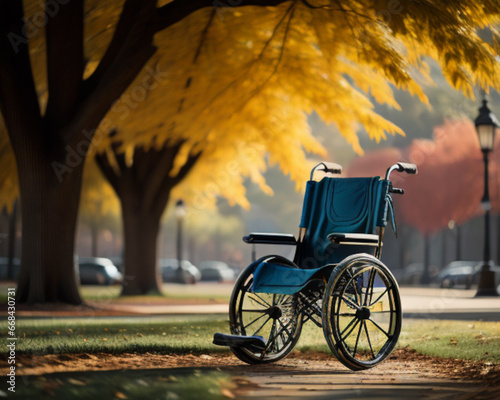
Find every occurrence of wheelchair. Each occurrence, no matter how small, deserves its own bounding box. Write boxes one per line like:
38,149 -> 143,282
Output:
214,161 -> 417,371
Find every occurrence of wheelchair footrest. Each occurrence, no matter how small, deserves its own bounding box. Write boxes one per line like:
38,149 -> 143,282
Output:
213,333 -> 267,351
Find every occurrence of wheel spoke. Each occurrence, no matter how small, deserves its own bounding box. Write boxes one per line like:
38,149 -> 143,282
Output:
363,320 -> 376,359
248,293 -> 271,308
369,286 -> 392,307
263,318 -> 294,353
364,267 -> 376,307
341,317 -> 360,340
352,321 -> 363,356
277,318 -> 292,339
253,316 -> 272,336
367,318 -> 391,338
341,295 -> 360,310
243,312 -> 267,330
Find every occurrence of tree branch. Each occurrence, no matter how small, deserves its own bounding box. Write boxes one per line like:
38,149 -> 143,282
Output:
94,151 -> 121,194
138,143 -> 179,213
152,149 -> 202,216
154,0 -> 292,32
86,0 -> 156,91
45,0 -> 84,130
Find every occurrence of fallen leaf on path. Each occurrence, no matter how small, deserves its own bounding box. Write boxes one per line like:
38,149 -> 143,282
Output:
221,388 -> 235,399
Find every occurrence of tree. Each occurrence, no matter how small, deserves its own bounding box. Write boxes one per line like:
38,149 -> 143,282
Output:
79,159 -> 121,258
95,142 -> 200,295
349,118 -> 500,282
1,1 -> 500,304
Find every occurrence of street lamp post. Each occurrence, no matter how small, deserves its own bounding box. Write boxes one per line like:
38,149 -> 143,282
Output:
175,199 -> 187,284
474,99 -> 499,297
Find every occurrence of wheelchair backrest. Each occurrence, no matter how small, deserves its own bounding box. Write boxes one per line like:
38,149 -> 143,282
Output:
297,176 -> 390,268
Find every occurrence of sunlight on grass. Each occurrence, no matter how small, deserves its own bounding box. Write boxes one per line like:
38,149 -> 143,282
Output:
79,284 -> 231,303
1,315 -> 498,364
398,319 -> 500,363
0,316 -> 230,355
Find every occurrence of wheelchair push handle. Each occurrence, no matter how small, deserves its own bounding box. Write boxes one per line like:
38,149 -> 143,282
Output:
396,162 -> 417,174
310,162 -> 343,180
384,162 -> 418,181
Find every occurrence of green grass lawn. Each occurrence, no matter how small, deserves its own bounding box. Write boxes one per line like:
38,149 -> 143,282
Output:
1,316 -> 498,399
1,316 -> 498,363
1,315 -> 230,355
0,282 -> 233,305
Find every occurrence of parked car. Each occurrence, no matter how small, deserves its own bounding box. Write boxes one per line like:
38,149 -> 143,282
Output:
108,256 -> 123,272
400,263 -> 438,285
198,261 -> 235,282
160,259 -> 201,284
0,257 -> 20,280
438,260 -> 500,289
78,257 -> 123,285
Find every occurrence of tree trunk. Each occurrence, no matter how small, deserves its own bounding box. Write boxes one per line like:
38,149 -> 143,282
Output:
96,144 -> 201,296
7,200 -> 17,281
16,149 -> 83,304
121,201 -> 163,295
90,222 -> 99,257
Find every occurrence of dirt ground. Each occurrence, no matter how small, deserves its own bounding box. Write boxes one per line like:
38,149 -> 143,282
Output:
3,348 -> 498,383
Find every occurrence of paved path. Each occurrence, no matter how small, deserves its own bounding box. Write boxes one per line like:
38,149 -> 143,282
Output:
229,362 -> 496,399
95,287 -> 500,321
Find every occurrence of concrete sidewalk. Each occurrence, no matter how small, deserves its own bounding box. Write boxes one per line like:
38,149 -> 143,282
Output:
95,287 -> 500,320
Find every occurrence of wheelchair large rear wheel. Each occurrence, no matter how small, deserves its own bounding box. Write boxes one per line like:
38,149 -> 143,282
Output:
323,254 -> 402,371
229,256 -> 303,364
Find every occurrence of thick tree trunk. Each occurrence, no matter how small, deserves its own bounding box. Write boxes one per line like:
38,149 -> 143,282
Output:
16,149 -> 84,304
90,223 -> 99,257
7,200 -> 17,281
121,202 -> 163,295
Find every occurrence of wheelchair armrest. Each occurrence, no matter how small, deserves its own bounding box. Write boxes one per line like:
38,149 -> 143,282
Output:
243,233 -> 297,245
328,233 -> 379,246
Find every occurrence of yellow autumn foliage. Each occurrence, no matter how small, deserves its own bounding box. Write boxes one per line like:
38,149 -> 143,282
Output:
1,0 -> 500,211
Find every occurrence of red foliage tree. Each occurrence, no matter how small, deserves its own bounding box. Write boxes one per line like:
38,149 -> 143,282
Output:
347,119 -> 500,282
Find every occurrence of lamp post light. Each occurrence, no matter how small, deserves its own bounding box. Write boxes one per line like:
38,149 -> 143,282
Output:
474,98 -> 499,297
175,199 -> 187,284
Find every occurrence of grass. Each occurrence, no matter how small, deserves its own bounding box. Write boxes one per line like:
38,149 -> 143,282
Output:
13,368 -> 236,400
1,316 -> 498,363
0,315 -> 230,355
0,282 -> 232,304
398,319 -> 500,363
1,316 -> 498,399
